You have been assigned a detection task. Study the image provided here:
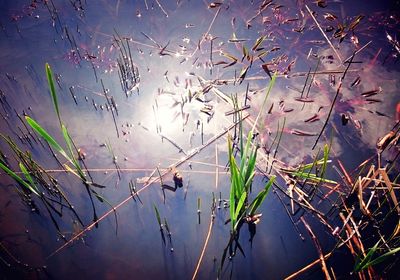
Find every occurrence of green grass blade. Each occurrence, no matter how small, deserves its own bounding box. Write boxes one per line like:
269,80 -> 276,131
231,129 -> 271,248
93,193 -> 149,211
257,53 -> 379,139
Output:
240,131 -> 253,178
251,73 -> 276,133
234,191 -> 247,223
300,159 -> 328,171
228,135 -> 242,198
354,240 -> 380,272
61,125 -> 85,180
321,143 -> 330,179
154,204 -> 162,228
361,246 -> 400,270
25,116 -> 72,163
248,176 -> 275,216
244,170 -> 255,192
18,162 -> 39,195
197,197 -> 201,212
244,145 -> 258,191
46,63 -> 62,126
231,154 -> 242,198
229,181 -> 236,231
290,171 -> 337,184
0,161 -> 40,196
228,135 -> 237,230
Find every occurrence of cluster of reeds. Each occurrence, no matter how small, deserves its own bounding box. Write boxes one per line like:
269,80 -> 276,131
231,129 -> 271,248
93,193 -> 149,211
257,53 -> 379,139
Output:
113,31 -> 140,97
219,76 -> 277,272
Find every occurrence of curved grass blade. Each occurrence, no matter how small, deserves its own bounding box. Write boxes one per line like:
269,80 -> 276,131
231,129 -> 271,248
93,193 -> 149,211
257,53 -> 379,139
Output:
0,161 -> 40,196
46,63 -> 62,126
25,116 -> 72,163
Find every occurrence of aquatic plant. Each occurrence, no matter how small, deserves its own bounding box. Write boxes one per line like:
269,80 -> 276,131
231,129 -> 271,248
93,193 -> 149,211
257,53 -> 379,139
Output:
23,63 -> 118,227
285,144 -> 337,184
227,134 -> 276,233
354,240 -> 400,272
220,75 -> 277,271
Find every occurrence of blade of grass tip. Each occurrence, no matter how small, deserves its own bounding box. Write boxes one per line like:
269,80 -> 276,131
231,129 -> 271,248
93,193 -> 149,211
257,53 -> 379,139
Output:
154,204 -> 162,229
25,116 -> 72,164
91,189 -> 118,235
45,63 -> 62,127
244,145 -> 258,192
239,102 -> 244,160
321,143 -> 330,179
272,117 -> 286,160
248,176 -> 275,216
252,73 -> 276,133
0,161 -> 40,196
18,162 -> 40,195
197,197 -> 201,213
240,131 -> 252,178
